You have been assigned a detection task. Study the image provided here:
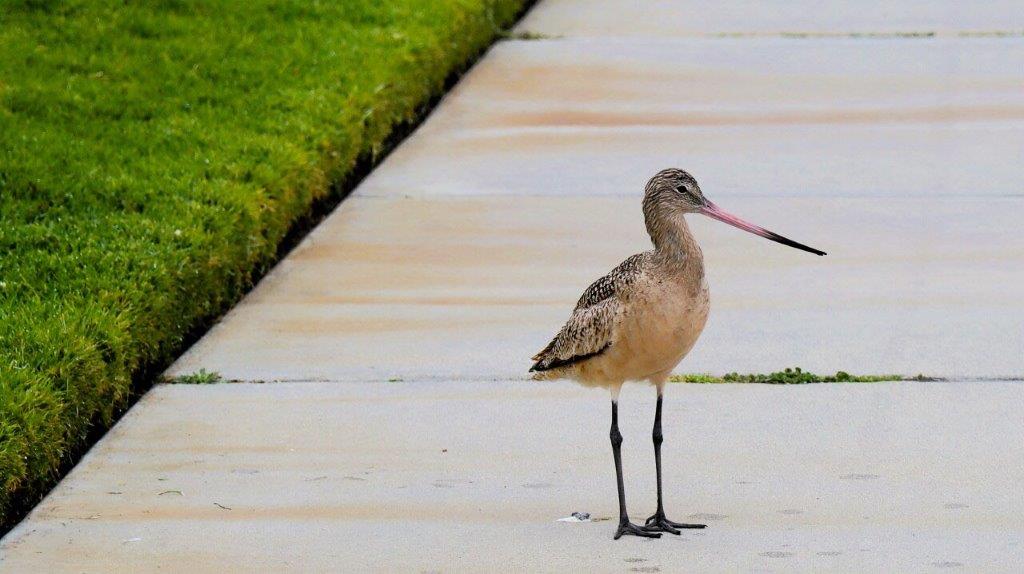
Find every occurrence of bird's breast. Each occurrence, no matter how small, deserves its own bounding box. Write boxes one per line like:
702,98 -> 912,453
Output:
611,274 -> 710,381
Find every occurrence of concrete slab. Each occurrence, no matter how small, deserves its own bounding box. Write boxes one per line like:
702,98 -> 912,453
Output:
516,0 -> 1024,37
3,380 -> 1024,572
356,38 -> 1024,199
167,195 -> 1024,382
167,36 -> 1024,381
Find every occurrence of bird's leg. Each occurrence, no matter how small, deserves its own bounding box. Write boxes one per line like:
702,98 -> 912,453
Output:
610,400 -> 661,540
644,391 -> 707,534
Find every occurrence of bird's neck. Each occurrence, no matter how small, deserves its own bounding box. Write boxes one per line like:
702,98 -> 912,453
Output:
648,213 -> 703,273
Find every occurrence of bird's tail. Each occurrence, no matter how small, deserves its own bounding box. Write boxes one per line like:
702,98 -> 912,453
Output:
530,368 -> 561,382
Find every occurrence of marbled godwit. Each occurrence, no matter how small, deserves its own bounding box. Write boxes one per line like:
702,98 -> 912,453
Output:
530,169 -> 825,539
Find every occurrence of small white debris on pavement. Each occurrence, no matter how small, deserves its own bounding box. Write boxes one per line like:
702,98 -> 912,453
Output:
557,512 -> 591,522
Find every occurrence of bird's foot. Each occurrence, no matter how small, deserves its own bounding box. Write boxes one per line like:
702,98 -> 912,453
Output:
614,520 -> 662,540
644,512 -> 706,535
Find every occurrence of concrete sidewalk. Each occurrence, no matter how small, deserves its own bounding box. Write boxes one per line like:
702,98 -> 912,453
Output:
4,0 -> 1024,571
516,0 -> 1024,37
4,381 -> 1024,572
164,20 -> 1024,382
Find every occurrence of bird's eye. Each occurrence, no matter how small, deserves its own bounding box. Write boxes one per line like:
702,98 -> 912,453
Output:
675,185 -> 688,195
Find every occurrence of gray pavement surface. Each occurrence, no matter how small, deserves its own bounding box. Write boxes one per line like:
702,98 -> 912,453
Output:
166,34 -> 1024,381
516,0 -> 1024,37
358,38 -> 1024,200
166,195 -> 1024,381
3,381 -> 1024,572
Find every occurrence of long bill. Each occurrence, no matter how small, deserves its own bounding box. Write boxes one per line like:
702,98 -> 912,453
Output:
700,201 -> 826,256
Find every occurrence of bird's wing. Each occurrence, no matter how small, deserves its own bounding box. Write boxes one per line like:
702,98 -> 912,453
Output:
529,298 -> 619,372
530,253 -> 648,372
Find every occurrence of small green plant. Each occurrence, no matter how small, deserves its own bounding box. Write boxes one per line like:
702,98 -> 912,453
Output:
672,373 -> 722,384
171,369 -> 224,385
671,367 -> 921,384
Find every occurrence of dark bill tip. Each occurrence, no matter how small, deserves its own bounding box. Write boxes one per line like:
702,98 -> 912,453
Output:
764,230 -> 827,256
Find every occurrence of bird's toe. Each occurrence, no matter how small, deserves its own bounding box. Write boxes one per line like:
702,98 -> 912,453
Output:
614,521 -> 663,540
645,512 -> 706,534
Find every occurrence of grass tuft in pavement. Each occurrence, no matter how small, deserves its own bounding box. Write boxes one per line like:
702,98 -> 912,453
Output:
0,0 -> 527,528
170,369 -> 223,385
671,367 -> 935,384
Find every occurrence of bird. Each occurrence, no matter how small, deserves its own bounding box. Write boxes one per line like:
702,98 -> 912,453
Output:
530,168 -> 825,540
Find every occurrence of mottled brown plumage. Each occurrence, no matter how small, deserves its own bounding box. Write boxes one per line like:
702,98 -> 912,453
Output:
530,252 -> 647,373
530,169 -> 710,393
528,169 -> 824,540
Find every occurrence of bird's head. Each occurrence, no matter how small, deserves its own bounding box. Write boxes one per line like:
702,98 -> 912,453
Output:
643,168 -> 826,256
644,168 -> 707,214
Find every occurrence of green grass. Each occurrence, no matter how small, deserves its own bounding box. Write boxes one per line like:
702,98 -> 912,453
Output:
0,0 -> 526,526
671,367 -> 933,384
170,369 -> 223,385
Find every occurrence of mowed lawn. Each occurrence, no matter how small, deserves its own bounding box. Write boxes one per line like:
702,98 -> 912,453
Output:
0,0 -> 525,525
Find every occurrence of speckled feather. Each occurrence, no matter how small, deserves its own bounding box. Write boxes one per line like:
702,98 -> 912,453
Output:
529,168 -> 712,384
530,253 -> 650,372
